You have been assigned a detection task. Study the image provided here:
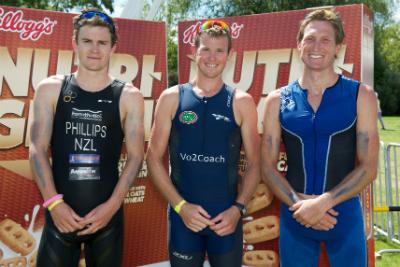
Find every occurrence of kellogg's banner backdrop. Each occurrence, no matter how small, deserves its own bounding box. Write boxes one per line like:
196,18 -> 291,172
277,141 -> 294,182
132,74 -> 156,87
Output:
178,4 -> 375,267
0,5 -> 169,267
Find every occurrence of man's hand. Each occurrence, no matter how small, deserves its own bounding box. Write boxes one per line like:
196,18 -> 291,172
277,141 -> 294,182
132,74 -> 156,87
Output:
290,194 -> 337,230
77,202 -> 118,236
311,209 -> 339,231
179,202 -> 214,232
210,206 -> 241,236
50,202 -> 84,233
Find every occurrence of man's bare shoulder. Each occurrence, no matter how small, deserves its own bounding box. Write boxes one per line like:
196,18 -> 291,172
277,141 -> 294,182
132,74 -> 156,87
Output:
357,83 -> 377,113
160,85 -> 179,98
262,89 -> 282,120
157,85 -> 180,105
358,84 -> 375,100
35,75 -> 64,100
233,89 -> 256,107
121,82 -> 143,101
266,89 -> 281,103
37,75 -> 64,90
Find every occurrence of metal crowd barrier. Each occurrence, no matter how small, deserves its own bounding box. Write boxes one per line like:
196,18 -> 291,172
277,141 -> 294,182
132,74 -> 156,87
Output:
373,142 -> 400,257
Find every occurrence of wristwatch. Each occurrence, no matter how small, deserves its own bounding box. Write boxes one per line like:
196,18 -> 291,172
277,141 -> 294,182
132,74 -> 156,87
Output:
233,201 -> 246,216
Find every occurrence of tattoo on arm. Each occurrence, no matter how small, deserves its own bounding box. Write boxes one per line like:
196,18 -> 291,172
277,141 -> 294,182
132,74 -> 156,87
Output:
357,131 -> 369,155
265,134 -> 273,148
30,154 -> 46,188
263,131 -> 299,205
333,170 -> 367,199
122,101 -> 144,189
271,172 -> 298,204
264,134 -> 281,155
30,110 -> 53,190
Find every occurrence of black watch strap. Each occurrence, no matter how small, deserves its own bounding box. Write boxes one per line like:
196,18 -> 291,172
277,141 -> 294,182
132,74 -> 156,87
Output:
233,201 -> 246,216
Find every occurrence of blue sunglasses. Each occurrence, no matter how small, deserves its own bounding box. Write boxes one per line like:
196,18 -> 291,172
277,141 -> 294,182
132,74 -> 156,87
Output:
77,11 -> 116,33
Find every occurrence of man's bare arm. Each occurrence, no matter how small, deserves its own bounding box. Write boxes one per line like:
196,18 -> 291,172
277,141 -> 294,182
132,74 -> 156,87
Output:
29,76 -> 84,233
29,78 -> 58,197
234,91 -> 261,206
261,90 -> 300,206
147,87 -> 184,207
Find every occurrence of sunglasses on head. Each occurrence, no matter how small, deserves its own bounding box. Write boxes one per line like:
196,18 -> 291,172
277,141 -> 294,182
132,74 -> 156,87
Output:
77,11 -> 115,33
198,20 -> 230,34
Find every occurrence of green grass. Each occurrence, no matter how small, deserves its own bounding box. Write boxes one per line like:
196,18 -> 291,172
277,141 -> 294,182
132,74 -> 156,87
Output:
375,237 -> 400,267
375,116 -> 400,266
379,116 -> 400,143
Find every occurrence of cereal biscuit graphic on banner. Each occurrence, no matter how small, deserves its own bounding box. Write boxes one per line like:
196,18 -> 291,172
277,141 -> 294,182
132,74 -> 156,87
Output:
243,250 -> 279,267
0,256 -> 27,267
246,182 -> 273,214
243,215 -> 279,244
29,250 -> 37,267
0,218 -> 36,256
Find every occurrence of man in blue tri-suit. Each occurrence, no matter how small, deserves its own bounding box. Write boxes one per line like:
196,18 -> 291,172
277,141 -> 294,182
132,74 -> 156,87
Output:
147,19 -> 260,267
261,9 -> 379,267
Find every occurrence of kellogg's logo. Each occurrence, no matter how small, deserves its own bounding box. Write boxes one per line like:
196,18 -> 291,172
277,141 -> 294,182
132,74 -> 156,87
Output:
183,21 -> 244,46
0,8 -> 57,41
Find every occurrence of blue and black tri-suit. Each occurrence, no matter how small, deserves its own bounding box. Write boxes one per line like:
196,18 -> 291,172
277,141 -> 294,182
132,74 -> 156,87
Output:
168,83 -> 243,267
279,75 -> 366,267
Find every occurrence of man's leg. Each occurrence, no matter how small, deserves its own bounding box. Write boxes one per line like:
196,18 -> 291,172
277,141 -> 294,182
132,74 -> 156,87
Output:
84,222 -> 123,267
169,208 -> 206,267
36,225 -> 81,267
169,249 -> 206,267
325,216 -> 367,267
378,112 -> 385,129
207,222 -> 243,267
279,222 -> 320,267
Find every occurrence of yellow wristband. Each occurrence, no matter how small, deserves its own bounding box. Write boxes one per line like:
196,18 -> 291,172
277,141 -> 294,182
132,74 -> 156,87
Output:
48,199 -> 64,211
174,200 -> 186,214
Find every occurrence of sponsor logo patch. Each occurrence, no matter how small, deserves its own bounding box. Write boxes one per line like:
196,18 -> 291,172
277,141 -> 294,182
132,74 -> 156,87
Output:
212,113 -> 231,122
69,154 -> 100,164
179,111 -> 198,124
179,153 -> 225,163
69,167 -> 100,181
172,251 -> 193,261
71,108 -> 103,122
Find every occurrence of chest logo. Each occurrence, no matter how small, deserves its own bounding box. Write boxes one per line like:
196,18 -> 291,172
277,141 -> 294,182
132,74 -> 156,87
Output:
280,89 -> 296,112
212,113 -> 231,122
63,89 -> 77,103
179,111 -> 198,124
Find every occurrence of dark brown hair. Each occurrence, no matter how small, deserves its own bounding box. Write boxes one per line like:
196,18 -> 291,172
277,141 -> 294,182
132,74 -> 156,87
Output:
73,8 -> 118,46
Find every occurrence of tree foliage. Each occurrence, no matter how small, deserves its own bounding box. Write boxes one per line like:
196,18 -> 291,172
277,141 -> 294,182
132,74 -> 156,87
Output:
162,0 -> 399,114
3,0 -> 399,114
205,0 -> 392,22
0,0 -> 114,12
375,23 -> 400,114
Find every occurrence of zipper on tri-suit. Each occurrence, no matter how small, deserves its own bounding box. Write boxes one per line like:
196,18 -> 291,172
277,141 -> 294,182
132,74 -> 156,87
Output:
312,111 -> 317,193
202,96 -> 208,152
